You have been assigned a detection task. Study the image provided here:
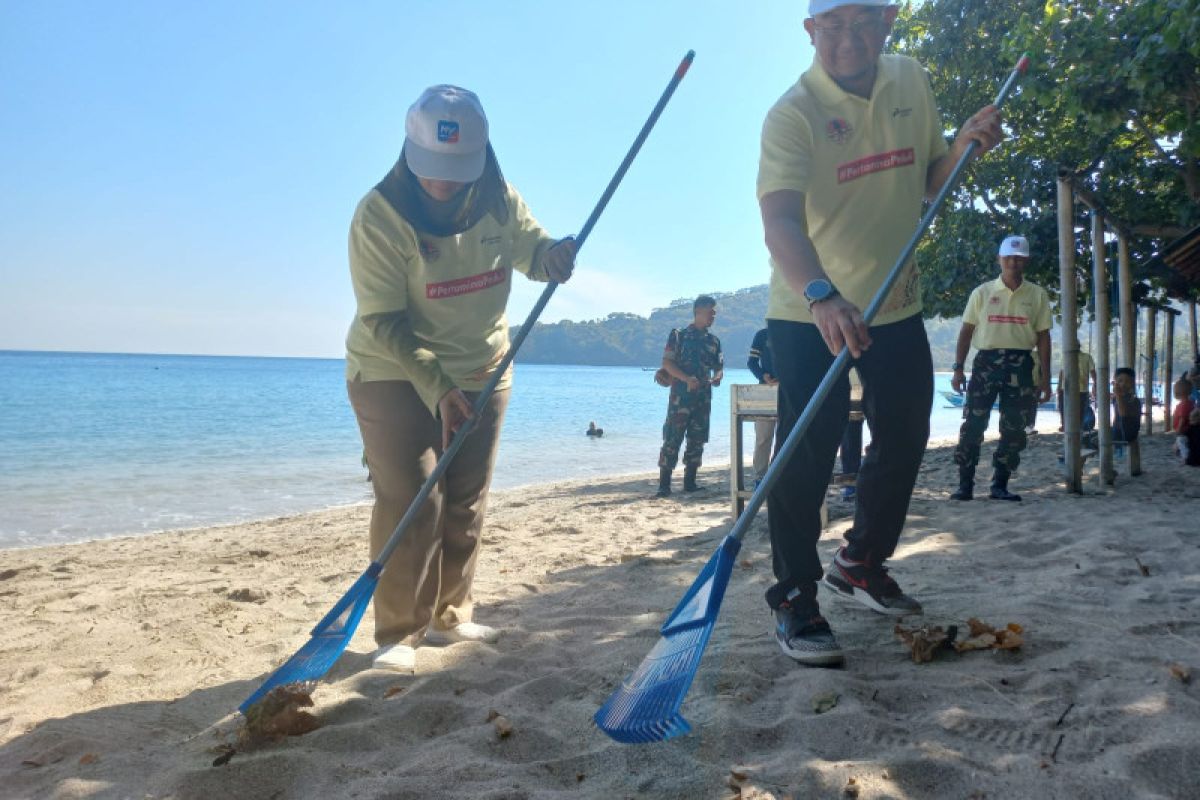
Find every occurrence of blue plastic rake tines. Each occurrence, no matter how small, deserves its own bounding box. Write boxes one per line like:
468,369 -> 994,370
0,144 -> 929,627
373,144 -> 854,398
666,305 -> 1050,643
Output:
239,565 -> 381,714
594,54 -> 1032,744
594,536 -> 741,743
238,51 -> 695,717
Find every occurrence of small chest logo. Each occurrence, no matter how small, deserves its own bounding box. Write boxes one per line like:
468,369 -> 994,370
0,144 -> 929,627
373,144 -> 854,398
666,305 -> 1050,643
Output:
825,117 -> 853,145
419,240 -> 440,262
481,234 -> 502,246
989,296 -> 1001,305
437,120 -> 460,143
892,107 -> 913,118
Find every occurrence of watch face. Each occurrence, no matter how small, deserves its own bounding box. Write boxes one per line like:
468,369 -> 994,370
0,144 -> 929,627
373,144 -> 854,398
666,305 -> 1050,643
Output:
805,279 -> 833,303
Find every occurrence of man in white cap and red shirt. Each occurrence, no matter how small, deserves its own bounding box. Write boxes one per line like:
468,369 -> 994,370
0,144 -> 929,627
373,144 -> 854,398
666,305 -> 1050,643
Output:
756,0 -> 1004,666
344,85 -> 576,671
949,234 -> 1053,502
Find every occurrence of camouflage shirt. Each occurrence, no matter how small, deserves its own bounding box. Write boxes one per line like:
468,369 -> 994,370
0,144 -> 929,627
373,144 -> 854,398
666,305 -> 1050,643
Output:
665,324 -> 723,395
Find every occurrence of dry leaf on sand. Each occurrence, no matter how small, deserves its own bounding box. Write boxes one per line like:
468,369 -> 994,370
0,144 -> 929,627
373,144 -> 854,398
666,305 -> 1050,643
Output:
487,709 -> 514,737
894,624 -> 957,663
491,714 -> 514,738
812,691 -> 839,714
1169,664 -> 1192,684
954,618 -> 1023,653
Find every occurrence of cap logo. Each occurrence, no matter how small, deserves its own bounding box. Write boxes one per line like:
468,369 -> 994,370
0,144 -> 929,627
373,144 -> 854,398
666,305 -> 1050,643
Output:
437,120 -> 460,143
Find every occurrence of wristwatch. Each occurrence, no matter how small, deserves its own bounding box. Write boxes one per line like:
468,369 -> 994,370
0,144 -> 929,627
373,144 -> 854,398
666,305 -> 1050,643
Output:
952,362 -> 964,371
803,278 -> 839,309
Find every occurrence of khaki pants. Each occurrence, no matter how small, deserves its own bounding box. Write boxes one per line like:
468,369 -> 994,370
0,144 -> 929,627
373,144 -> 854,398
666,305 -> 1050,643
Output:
347,379 -> 508,647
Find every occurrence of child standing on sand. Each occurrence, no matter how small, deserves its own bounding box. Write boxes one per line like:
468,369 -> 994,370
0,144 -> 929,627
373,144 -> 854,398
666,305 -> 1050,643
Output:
1172,377 -> 1195,464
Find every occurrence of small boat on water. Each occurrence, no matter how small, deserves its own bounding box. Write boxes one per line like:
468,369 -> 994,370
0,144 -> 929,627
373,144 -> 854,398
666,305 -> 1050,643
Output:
940,382 -> 1164,410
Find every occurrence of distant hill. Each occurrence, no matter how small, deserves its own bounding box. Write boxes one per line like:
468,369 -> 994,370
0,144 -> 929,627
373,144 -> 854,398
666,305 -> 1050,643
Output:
516,283 -> 1190,379
517,284 -> 967,369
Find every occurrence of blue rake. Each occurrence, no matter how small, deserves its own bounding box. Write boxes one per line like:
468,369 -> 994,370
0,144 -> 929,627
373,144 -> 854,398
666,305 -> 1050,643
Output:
594,54 -> 1032,744
238,51 -> 695,716
239,565 -> 380,714
594,536 -> 740,743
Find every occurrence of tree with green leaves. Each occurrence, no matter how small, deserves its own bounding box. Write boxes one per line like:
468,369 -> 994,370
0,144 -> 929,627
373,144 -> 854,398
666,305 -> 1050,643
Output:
891,0 -> 1200,318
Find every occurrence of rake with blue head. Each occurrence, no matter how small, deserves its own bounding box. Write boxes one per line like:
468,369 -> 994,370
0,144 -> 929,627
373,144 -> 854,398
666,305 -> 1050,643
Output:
595,54 -> 1031,743
239,50 -> 696,717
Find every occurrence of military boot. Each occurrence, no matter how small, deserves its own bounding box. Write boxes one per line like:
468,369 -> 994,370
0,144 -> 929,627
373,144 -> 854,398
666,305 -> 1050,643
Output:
989,465 -> 1021,501
655,468 -> 673,498
683,464 -> 704,492
950,466 -> 974,501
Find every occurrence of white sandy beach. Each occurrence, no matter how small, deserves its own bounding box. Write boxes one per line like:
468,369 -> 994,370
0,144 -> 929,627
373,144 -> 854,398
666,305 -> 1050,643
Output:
2,429 -> 1199,799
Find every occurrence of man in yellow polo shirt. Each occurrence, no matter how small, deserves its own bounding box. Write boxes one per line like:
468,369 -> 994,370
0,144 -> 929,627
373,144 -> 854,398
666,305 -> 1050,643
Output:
757,0 -> 1003,665
950,235 -> 1053,501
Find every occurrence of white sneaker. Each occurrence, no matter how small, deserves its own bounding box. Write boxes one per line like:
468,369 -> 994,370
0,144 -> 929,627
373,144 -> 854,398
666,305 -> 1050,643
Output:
424,621 -> 500,645
372,643 -> 416,671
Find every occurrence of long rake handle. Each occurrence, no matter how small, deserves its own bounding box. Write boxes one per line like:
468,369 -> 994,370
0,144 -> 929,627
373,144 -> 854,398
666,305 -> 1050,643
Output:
730,53 -> 1030,543
375,51 -> 695,568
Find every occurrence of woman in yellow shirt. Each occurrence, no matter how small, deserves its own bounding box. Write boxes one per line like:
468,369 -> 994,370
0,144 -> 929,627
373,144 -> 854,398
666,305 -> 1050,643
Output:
345,85 -> 575,671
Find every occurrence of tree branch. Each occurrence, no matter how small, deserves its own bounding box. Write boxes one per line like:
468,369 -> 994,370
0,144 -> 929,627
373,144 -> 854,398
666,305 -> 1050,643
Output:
1129,111 -> 1177,167
1060,172 -> 1193,241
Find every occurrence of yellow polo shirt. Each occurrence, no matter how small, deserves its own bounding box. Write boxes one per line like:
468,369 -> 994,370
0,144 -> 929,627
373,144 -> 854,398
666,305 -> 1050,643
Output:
963,277 -> 1052,351
758,54 -> 949,326
1059,352 -> 1095,392
345,184 -> 554,411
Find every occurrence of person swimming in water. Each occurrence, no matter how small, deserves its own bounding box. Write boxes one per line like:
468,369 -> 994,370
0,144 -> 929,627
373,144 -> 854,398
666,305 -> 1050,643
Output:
587,421 -> 604,437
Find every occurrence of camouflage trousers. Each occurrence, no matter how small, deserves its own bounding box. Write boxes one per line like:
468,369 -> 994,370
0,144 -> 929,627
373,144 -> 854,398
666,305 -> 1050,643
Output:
953,350 -> 1035,474
658,389 -> 711,470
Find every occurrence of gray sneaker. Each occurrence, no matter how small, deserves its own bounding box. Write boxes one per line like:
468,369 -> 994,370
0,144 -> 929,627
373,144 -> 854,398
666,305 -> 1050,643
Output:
773,601 -> 845,666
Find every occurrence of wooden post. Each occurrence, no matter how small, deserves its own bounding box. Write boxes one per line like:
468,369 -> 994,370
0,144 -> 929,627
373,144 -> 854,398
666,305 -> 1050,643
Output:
1144,307 -> 1156,436
1092,213 -> 1113,485
1118,235 -> 1135,368
1164,312 -> 1175,431
1117,233 -> 1141,475
1058,178 -> 1082,492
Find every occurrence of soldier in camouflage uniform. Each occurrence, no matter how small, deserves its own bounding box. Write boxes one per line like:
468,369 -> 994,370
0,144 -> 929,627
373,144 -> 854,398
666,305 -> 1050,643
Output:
950,235 -> 1053,501
656,295 -> 724,496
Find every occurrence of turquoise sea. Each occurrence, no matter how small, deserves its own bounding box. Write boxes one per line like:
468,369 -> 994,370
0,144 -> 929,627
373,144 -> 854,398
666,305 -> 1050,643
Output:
0,351 -> 974,549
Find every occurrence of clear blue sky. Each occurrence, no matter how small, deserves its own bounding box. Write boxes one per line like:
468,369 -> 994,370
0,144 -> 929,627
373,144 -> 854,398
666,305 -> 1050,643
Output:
0,1 -> 815,357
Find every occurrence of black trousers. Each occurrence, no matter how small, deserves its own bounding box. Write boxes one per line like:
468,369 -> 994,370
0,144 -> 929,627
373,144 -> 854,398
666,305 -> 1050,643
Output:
765,314 -> 932,607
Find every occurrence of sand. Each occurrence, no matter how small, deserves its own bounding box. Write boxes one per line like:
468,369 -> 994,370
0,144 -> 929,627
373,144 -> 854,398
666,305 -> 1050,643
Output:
2,430 -> 1199,799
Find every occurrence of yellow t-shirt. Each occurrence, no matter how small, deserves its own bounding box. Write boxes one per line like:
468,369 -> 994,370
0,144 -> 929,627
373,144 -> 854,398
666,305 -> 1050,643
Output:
345,184 -> 554,411
963,277 -> 1052,351
1059,351 -> 1095,393
757,55 -> 949,326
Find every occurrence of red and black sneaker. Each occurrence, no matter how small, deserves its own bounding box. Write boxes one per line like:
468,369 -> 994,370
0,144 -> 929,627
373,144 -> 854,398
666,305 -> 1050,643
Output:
823,547 -> 923,616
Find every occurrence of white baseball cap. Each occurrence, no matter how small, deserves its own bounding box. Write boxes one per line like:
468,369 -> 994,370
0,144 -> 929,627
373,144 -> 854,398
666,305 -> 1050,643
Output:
403,85 -> 489,183
998,235 -> 1031,258
809,0 -> 891,16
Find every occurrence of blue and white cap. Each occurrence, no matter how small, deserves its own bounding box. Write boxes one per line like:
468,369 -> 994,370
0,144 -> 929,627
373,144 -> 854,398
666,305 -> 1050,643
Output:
809,0 -> 890,16
403,85 -> 489,183
998,235 -> 1031,258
